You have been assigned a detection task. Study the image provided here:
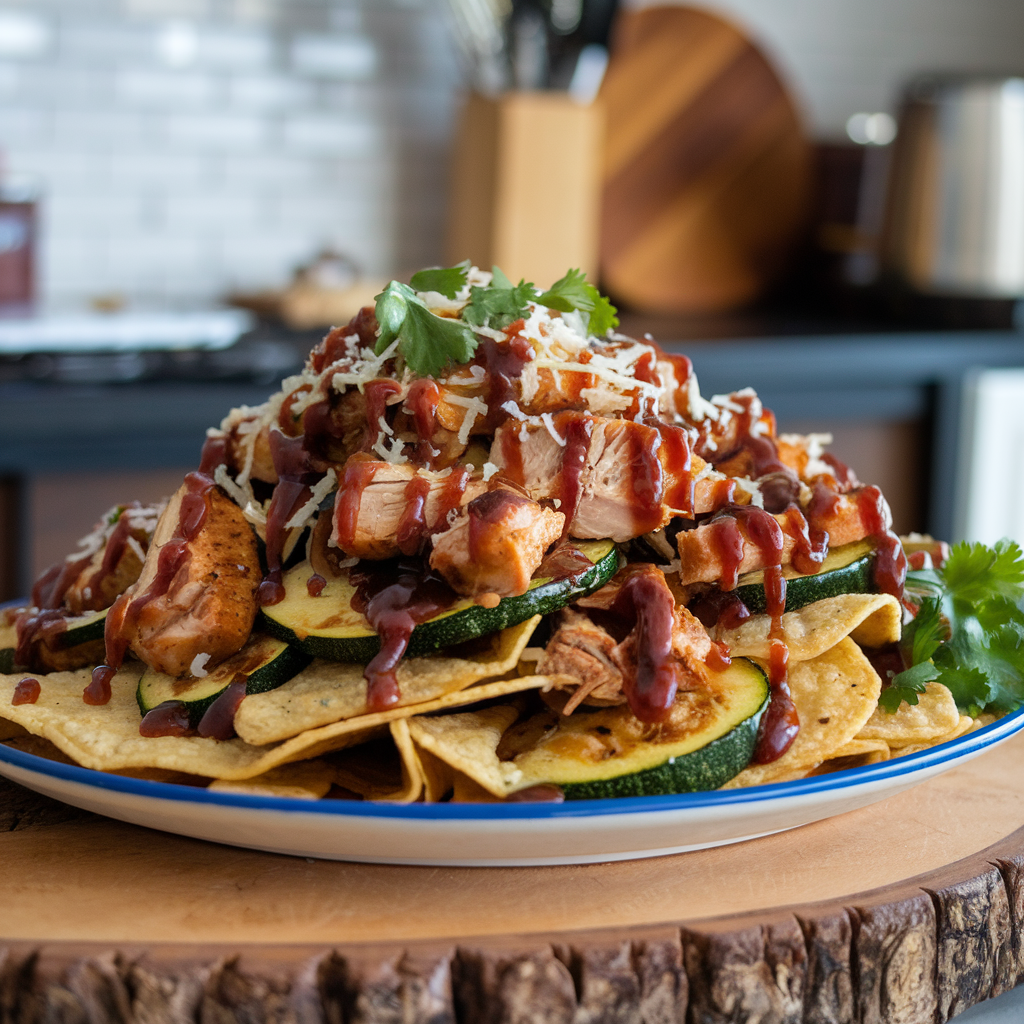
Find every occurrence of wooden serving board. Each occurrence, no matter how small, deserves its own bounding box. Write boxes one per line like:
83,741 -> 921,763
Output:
599,6 -> 812,314
4,734 -> 1024,1021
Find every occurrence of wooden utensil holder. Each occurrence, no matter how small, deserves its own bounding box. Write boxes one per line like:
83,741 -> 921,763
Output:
445,91 -> 603,288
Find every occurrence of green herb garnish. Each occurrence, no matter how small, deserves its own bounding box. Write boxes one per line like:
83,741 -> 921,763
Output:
409,260 -> 470,300
537,268 -> 619,336
884,539 -> 1024,714
374,281 -> 478,377
374,264 -> 620,376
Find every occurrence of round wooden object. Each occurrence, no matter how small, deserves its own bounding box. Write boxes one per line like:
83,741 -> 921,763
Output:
4,734 -> 1024,1019
598,6 -> 812,314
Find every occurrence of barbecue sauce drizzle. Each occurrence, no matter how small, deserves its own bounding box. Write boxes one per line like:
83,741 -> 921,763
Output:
93,435 -> 229,707
12,677 -> 40,705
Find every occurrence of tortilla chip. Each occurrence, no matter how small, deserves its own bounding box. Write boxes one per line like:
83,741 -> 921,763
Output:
888,714 -> 976,757
407,704 -> 523,798
3,733 -> 79,764
234,616 -> 540,745
722,637 -> 882,788
208,759 -> 336,800
714,594 -> 902,662
0,716 -> 29,741
828,738 -> 891,763
857,682 -> 960,743
387,719 -> 424,803
0,667 -> 551,780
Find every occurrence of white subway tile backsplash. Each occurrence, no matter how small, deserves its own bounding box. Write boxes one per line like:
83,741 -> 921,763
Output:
281,113 -> 378,156
0,107 -> 50,147
0,11 -> 53,59
228,73 -> 311,110
165,111 -> 266,149
116,69 -> 217,107
290,33 -> 376,81
4,0 -> 457,304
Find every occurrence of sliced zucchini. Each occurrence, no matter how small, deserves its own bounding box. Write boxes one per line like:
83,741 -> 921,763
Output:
734,539 -> 876,615
512,658 -> 769,799
136,634 -> 312,726
261,539 -> 619,663
0,607 -> 108,672
60,608 -> 108,648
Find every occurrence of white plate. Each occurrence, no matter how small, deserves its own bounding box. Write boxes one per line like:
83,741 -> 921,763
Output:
2,707 -> 1023,866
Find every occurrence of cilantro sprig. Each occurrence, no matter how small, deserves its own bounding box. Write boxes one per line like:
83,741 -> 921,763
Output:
882,539 -> 1024,714
374,281 -> 477,377
375,262 -> 619,377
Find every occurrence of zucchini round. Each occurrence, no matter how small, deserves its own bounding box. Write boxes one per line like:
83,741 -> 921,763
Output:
0,607 -> 108,672
511,658 -> 769,799
734,539 -> 876,615
261,539 -> 619,663
136,634 -> 311,727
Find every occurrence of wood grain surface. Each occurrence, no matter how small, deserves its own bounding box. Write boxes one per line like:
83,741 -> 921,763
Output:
599,6 -> 812,314
4,735 -> 1024,1020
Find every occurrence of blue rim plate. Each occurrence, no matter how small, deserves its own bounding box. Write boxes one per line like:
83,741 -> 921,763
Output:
2,702 -> 1021,821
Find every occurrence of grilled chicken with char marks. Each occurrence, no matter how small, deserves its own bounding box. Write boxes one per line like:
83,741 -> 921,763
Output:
429,490 -> 563,599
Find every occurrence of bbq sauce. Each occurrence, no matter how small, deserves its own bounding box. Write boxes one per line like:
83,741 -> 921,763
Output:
608,566 -> 680,723
12,677 -> 40,705
97,435 -> 228,694
557,413 -> 594,536
139,700 -> 194,738
481,330 -> 533,429
259,430 -> 321,606
197,675 -> 248,740
349,559 -> 457,712
306,572 -> 327,597
537,542 -> 593,582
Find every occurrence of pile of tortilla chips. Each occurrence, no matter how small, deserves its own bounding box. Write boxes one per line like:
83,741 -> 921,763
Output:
0,593 -> 993,802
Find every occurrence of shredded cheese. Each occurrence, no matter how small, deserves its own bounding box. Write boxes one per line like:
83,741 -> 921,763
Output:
285,469 -> 338,531
540,412 -> 566,447
190,653 -> 211,678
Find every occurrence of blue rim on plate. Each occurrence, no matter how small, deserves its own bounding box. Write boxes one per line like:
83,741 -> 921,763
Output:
2,703 -> 1022,821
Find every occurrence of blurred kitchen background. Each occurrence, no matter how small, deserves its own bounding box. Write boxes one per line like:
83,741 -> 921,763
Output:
1,0 -> 1024,597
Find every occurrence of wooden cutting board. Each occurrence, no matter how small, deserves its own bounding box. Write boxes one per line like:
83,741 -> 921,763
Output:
599,6 -> 812,313
3,733 -> 1024,1019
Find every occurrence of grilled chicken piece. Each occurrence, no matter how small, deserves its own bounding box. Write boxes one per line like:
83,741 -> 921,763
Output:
332,461 -> 489,560
542,567 -> 714,714
63,507 -> 159,615
674,486 -> 886,586
429,490 -> 563,598
492,414 -> 742,542
537,608 -> 625,710
117,482 -> 260,677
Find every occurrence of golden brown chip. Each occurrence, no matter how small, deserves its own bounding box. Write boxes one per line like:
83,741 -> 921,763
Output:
208,759 -> 337,800
714,594 -> 901,662
407,704 -> 523,799
857,683 -> 960,744
0,667 -> 551,781
722,637 -> 882,788
0,716 -> 29,741
888,714 -> 975,757
234,616 -> 540,745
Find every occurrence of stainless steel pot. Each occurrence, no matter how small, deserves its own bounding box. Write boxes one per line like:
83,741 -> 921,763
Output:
882,75 -> 1024,298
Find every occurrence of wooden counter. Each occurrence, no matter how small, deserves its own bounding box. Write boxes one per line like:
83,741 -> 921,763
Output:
4,732 -> 1024,1021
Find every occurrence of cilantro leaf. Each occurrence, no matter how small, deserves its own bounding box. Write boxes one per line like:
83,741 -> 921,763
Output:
892,539 -> 1024,716
901,595 -> 944,666
463,267 -> 537,330
374,280 -> 478,377
410,260 -> 470,300
879,661 -> 938,713
943,539 -> 1024,607
536,268 -> 619,336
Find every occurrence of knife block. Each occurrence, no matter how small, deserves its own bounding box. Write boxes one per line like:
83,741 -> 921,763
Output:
445,92 -> 603,288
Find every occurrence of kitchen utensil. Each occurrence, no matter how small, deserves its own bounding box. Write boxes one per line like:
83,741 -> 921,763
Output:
598,6 -> 812,314
446,91 -> 603,286
882,75 -> 1024,299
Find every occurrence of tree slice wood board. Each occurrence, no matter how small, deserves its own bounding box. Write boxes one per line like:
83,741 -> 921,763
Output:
598,5 -> 813,314
4,737 -> 1024,1019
